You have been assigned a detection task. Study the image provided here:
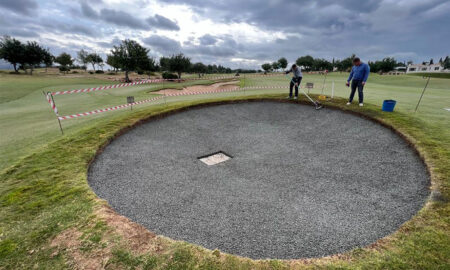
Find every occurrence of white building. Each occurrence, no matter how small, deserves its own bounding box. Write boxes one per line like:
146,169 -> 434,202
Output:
407,63 -> 444,73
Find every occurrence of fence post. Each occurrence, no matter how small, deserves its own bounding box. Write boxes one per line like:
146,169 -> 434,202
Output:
331,81 -> 335,99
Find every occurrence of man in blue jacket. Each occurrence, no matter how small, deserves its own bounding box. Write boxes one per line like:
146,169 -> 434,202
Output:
346,57 -> 370,106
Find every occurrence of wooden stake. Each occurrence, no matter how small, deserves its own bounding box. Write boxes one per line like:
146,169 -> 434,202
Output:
415,76 -> 430,113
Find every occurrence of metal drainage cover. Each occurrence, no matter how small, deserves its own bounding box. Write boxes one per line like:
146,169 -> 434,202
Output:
198,151 -> 231,165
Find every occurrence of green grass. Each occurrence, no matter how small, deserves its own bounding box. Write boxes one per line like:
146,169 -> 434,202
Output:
0,72 -> 449,269
0,72 -> 232,170
408,72 -> 450,79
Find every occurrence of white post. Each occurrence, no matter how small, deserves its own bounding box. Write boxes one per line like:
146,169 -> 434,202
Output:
331,81 -> 335,99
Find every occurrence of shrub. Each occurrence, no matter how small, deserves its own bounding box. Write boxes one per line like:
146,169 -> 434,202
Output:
71,71 -> 79,74
162,72 -> 178,80
107,72 -> 116,75
137,70 -> 144,75
59,66 -> 70,73
95,70 -> 104,74
89,71 -> 94,74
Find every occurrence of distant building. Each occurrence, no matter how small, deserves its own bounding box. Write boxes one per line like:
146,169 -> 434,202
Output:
407,63 -> 444,73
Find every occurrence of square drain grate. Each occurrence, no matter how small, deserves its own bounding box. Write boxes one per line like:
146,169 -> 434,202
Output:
198,151 -> 232,166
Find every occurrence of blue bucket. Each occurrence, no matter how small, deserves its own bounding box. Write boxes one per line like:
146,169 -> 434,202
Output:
382,100 -> 396,112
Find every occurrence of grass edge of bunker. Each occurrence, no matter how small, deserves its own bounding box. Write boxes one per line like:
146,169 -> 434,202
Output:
0,94 -> 449,269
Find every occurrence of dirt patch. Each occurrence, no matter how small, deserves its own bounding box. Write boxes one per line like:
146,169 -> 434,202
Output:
95,204 -> 164,254
50,204 -> 166,269
50,228 -> 108,270
154,80 -> 239,95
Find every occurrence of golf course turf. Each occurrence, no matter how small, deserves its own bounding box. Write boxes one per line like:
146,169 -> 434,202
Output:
0,72 -> 449,269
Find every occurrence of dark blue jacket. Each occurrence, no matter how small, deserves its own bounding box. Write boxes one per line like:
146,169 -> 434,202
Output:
348,63 -> 370,82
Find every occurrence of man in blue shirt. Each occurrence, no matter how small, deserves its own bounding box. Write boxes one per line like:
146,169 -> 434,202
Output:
346,57 -> 370,106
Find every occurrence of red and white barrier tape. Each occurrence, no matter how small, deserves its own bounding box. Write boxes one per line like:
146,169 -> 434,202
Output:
58,96 -> 163,120
45,93 -> 59,115
51,79 -> 162,95
240,85 -> 287,90
55,84 -> 289,120
164,87 -> 241,97
52,74 -> 286,96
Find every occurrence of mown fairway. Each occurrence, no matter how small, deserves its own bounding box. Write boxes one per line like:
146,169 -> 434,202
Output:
0,70 -> 449,269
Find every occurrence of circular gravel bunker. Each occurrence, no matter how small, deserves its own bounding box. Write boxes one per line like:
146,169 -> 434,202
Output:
89,101 -> 429,259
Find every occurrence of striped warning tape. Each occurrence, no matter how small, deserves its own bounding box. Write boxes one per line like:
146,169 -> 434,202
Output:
56,85 -> 289,120
58,96 -> 163,120
45,92 -> 59,115
51,74 -> 286,96
240,85 -> 287,90
164,87 -> 240,97
50,79 -> 162,95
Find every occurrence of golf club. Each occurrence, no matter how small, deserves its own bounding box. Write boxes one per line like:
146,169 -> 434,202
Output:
290,78 -> 323,110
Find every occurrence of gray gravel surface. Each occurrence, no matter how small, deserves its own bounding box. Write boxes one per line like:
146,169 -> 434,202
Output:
89,102 -> 429,259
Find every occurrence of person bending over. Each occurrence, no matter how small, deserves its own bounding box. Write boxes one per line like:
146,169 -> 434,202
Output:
285,64 -> 303,100
346,57 -> 370,106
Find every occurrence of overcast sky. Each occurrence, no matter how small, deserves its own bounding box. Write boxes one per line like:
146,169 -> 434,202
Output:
0,0 -> 449,69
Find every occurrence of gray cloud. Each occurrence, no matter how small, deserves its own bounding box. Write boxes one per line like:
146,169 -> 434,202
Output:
146,14 -> 180,31
80,4 -> 179,31
0,0 -> 37,15
80,2 -> 98,18
198,34 -> 217,45
1,28 -> 40,38
158,0 -> 450,65
39,21 -> 98,37
96,37 -> 122,48
184,35 -> 239,58
142,35 -> 181,54
0,0 -> 448,69
100,8 -> 147,29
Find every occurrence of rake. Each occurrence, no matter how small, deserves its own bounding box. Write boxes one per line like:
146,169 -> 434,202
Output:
290,78 -> 323,110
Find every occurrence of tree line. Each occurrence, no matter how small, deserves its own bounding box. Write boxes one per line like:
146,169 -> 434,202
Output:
3,35 -> 449,80
0,36 -> 258,82
262,55 -> 450,73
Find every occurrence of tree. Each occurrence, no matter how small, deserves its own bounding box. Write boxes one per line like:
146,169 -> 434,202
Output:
378,57 -> 397,72
110,39 -> 152,82
271,61 -> 280,72
368,57 -> 398,73
42,49 -> 54,72
444,56 -> 450,69
278,57 -> 288,71
23,41 -> 46,75
296,55 -> 314,71
106,54 -> 120,73
86,53 -> 103,71
140,57 -> 157,74
439,57 -> 443,64
261,63 -> 272,72
159,57 -> 170,71
168,53 -> 191,79
77,49 -> 89,71
55,53 -> 73,74
312,58 -> 332,71
191,62 -> 207,75
430,58 -> 434,65
336,54 -> 355,72
0,36 -> 25,72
